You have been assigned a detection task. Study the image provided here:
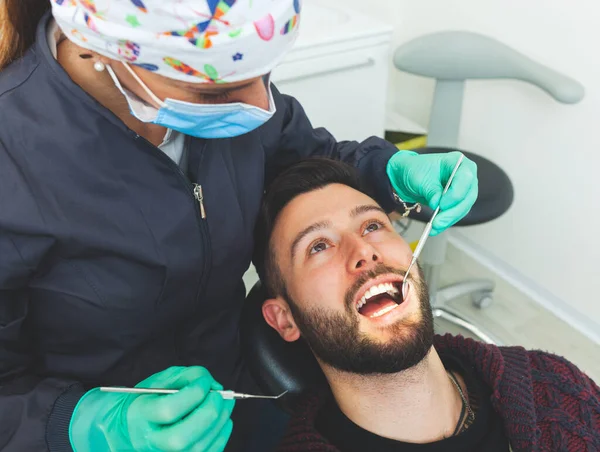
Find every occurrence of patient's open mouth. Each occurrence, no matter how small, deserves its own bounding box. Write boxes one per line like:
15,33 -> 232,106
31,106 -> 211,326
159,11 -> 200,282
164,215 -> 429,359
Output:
356,281 -> 407,318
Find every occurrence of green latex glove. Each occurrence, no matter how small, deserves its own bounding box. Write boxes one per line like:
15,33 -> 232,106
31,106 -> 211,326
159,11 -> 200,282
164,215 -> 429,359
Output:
386,150 -> 478,235
69,366 -> 235,452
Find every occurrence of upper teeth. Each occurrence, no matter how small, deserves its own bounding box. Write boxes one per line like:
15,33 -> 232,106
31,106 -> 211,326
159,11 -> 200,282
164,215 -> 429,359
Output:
356,282 -> 399,310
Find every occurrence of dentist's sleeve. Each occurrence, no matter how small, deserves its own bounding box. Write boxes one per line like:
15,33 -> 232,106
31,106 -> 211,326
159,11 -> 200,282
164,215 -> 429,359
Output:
0,141 -> 86,452
261,85 -> 399,212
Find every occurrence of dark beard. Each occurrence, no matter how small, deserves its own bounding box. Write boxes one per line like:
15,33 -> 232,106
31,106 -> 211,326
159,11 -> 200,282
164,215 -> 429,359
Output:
287,264 -> 434,375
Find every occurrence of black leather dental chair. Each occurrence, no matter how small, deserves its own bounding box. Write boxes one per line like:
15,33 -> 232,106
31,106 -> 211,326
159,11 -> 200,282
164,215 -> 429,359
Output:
240,282 -> 323,414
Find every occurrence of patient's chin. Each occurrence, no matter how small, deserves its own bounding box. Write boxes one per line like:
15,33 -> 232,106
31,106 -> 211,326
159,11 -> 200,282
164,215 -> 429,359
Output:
297,310 -> 433,374
365,315 -> 423,343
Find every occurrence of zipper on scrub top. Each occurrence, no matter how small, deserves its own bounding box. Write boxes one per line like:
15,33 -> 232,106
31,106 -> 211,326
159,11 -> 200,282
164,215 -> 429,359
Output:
193,184 -> 207,219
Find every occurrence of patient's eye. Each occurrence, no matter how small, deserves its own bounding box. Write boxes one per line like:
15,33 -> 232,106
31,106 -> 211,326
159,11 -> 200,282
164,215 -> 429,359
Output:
309,240 -> 331,255
362,220 -> 384,236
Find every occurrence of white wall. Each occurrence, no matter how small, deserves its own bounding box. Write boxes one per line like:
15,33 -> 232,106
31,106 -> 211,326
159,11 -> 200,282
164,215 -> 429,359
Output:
344,0 -> 600,341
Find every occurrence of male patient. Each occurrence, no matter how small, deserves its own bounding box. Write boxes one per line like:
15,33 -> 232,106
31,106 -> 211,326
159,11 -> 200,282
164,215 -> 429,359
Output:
253,158 -> 600,452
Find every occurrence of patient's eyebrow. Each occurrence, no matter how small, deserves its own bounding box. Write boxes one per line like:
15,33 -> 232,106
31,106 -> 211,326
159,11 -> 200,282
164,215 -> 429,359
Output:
350,204 -> 387,218
291,221 -> 331,260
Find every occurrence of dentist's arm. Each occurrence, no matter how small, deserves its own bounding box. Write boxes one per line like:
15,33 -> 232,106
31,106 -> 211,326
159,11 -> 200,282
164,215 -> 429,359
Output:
0,137 -> 86,451
262,85 -> 478,232
262,85 -> 398,212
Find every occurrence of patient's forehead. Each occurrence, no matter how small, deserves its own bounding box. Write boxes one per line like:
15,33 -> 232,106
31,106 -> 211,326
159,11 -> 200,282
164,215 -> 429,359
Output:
272,184 -> 381,248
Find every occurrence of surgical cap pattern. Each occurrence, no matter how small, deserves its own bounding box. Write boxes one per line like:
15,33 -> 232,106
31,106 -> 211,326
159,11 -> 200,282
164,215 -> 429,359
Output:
51,0 -> 302,83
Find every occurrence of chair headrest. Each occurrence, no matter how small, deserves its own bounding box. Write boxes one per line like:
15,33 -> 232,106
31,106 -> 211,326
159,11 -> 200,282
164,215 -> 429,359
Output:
240,282 -> 326,413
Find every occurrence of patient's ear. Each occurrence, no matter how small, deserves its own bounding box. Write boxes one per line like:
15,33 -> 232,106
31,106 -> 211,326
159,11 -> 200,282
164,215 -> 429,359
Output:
262,298 -> 301,342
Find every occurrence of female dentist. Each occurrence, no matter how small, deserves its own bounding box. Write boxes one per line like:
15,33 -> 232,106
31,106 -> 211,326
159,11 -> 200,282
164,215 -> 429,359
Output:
0,0 -> 478,451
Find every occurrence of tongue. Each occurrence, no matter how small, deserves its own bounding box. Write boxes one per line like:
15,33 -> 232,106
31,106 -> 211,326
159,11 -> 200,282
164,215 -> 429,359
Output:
360,296 -> 398,318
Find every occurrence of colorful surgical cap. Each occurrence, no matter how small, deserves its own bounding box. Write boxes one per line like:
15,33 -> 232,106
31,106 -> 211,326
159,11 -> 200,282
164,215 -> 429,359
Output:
51,0 -> 302,83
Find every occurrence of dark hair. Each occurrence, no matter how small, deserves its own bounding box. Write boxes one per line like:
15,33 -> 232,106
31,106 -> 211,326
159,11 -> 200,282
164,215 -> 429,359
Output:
253,157 -> 365,298
0,0 -> 50,71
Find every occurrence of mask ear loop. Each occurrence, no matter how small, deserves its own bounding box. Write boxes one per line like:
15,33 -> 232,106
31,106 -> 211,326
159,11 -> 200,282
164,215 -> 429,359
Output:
120,62 -> 166,108
259,72 -> 276,113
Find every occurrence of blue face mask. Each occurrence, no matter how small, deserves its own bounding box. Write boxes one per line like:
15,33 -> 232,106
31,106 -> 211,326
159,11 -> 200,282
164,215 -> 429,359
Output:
106,63 -> 276,139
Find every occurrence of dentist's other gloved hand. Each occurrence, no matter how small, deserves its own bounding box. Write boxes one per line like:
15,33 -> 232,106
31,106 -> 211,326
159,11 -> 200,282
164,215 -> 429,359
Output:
386,150 -> 478,235
69,366 -> 235,452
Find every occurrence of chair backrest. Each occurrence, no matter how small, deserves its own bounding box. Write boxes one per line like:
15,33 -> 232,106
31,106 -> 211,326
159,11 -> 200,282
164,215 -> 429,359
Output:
393,31 -> 585,147
240,282 -> 326,413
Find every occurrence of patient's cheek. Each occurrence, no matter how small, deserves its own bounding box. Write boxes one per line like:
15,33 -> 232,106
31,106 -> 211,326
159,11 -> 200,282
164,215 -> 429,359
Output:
296,271 -> 343,309
367,234 -> 388,244
369,235 -> 410,253
374,240 -> 413,266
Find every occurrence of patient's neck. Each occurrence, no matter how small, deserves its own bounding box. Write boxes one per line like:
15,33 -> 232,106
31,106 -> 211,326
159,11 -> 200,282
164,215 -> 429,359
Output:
321,347 -> 465,443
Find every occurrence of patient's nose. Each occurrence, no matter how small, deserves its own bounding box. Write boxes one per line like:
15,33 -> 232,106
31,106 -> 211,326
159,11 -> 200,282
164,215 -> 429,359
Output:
348,237 -> 381,273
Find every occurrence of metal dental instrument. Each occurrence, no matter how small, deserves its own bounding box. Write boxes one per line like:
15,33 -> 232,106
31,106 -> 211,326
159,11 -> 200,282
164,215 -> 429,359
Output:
401,154 -> 465,300
99,387 -> 288,400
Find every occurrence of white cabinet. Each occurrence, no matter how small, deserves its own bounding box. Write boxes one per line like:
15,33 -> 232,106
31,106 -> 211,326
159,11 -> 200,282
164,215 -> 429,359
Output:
271,0 -> 393,142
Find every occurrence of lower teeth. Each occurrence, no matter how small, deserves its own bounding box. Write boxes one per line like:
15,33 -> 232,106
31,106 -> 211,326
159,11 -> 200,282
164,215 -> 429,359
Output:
369,303 -> 399,318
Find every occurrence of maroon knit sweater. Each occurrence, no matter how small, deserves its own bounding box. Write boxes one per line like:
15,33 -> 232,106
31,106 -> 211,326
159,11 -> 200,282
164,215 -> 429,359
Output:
277,334 -> 600,452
